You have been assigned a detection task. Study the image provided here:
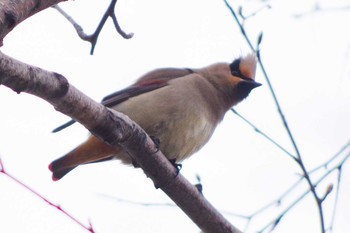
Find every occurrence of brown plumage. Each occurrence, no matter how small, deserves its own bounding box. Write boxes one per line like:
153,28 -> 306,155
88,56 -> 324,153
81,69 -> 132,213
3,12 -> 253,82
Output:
49,54 -> 261,181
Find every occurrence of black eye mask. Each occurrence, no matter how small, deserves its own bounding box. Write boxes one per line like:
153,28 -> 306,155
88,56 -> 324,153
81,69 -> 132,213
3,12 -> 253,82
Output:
229,58 -> 251,81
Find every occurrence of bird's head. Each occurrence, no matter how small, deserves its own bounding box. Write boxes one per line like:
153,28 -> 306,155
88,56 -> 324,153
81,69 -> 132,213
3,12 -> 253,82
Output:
229,53 -> 261,101
198,53 -> 261,107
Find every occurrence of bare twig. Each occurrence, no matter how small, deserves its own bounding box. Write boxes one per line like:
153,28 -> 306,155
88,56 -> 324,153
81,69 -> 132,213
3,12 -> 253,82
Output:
96,193 -> 176,208
0,158 -> 95,233
258,151 -> 350,233
308,140 -> 350,174
224,1 -> 329,231
224,1 -> 303,161
237,5 -> 271,21
327,166 -> 343,232
231,109 -> 297,161
231,105 -> 350,232
52,0 -> 133,55
293,3 -> 350,18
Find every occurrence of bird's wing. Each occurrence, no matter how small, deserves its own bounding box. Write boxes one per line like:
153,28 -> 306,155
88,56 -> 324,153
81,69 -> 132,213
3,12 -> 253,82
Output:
52,68 -> 194,133
102,68 -> 193,107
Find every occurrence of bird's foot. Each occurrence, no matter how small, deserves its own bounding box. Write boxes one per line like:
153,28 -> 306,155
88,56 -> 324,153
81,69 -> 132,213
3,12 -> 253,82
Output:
169,159 -> 182,174
153,159 -> 182,189
194,183 -> 203,194
194,175 -> 203,195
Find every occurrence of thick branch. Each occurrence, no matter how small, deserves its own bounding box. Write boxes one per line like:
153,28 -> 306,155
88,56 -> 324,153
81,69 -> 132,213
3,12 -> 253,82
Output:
0,51 -> 241,233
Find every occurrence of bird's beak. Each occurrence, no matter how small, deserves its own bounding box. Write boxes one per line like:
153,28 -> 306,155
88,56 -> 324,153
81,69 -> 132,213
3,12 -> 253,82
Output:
240,79 -> 262,90
234,79 -> 261,99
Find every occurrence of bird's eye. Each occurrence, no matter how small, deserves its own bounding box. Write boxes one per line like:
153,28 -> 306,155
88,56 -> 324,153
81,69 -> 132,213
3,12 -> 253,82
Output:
230,59 -> 241,76
230,58 -> 251,81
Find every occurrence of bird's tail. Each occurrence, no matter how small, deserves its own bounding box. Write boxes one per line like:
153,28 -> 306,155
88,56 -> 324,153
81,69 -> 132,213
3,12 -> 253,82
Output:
49,136 -> 118,181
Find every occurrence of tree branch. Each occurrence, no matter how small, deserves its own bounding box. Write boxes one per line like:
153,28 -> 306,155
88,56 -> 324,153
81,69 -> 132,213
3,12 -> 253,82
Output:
0,158 -> 95,233
52,0 -> 133,55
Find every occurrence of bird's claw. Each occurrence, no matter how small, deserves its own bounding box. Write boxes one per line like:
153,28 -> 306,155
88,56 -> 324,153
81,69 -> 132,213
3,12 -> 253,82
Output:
194,183 -> 203,194
169,159 -> 182,173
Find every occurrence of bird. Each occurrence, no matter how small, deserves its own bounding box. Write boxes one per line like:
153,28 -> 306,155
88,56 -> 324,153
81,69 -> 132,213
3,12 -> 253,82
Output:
49,54 -> 261,181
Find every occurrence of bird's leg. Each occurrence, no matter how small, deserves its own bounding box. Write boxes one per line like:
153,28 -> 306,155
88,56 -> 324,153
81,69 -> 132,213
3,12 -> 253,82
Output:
149,136 -> 182,173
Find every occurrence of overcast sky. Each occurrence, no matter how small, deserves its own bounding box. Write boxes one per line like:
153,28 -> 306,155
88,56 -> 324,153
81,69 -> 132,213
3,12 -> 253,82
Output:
0,0 -> 349,232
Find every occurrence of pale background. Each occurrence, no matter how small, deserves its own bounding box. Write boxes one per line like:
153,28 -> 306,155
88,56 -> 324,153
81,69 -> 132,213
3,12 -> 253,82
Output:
0,0 -> 349,232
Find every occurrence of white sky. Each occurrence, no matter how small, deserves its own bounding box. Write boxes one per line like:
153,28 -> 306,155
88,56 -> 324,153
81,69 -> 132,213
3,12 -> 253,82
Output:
0,0 -> 350,232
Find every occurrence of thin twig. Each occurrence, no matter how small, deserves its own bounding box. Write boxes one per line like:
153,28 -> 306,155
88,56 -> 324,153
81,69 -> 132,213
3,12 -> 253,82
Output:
327,162 -> 346,233
308,140 -> 350,174
0,158 -> 95,233
258,152 -> 350,233
224,1 -> 326,231
223,1 -> 301,159
52,0 -> 133,54
96,193 -> 176,208
231,108 -> 297,161
238,5 -> 271,21
293,3 -> 350,18
110,11 -> 133,39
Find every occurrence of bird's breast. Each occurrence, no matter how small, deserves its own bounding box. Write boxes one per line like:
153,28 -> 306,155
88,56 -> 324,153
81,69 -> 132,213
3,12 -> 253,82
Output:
113,77 -> 219,162
155,112 -> 215,161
